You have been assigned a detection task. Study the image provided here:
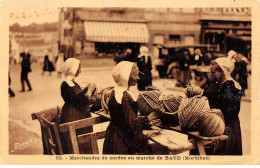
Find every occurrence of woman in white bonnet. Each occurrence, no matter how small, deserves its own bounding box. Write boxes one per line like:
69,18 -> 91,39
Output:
204,57 -> 243,155
103,61 -> 161,154
137,46 -> 152,91
60,58 -> 96,154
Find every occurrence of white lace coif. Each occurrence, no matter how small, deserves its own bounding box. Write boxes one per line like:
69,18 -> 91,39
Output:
112,61 -> 134,104
62,58 -> 80,87
215,57 -> 242,90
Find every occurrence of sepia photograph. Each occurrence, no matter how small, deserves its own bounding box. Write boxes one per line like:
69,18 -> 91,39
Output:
1,0 -> 259,165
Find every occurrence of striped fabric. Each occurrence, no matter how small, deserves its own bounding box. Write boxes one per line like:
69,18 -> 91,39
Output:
83,21 -> 150,43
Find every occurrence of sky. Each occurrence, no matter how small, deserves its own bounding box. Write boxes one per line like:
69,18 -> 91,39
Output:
9,7 -> 60,26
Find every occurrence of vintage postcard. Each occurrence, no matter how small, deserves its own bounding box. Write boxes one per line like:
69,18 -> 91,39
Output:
0,0 -> 260,165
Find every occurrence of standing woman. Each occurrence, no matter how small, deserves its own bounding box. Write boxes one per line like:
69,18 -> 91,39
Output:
103,61 -> 161,154
60,58 -> 95,154
137,46 -> 152,91
56,47 -> 65,78
204,57 -> 243,155
42,55 -> 55,76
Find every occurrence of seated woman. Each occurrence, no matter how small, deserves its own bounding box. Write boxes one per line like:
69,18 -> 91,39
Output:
203,57 -> 243,155
103,61 -> 162,154
60,58 -> 96,154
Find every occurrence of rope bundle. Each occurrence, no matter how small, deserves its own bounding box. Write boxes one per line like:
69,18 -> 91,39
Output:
138,91 -> 182,125
198,109 -> 225,137
160,94 -> 183,113
178,84 -> 225,137
138,91 -> 161,116
101,87 -> 114,113
178,96 -> 210,132
160,94 -> 183,125
185,84 -> 204,98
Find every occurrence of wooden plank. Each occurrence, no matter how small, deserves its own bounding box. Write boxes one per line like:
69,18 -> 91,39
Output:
155,123 -> 228,141
42,129 -> 51,155
143,129 -> 193,153
90,134 -> 99,154
52,124 -> 63,155
196,140 -> 206,155
60,116 -> 102,133
77,131 -> 106,144
94,111 -> 111,120
69,124 -> 80,154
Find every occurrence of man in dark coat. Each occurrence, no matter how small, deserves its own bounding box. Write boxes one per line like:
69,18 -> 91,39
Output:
20,52 -> 32,92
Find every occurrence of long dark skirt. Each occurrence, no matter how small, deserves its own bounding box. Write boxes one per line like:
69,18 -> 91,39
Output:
213,117 -> 242,155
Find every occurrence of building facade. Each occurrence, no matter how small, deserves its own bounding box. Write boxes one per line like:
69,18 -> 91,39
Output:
9,31 -> 59,63
58,7 -> 251,60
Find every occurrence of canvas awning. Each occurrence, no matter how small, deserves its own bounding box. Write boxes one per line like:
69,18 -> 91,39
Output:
83,21 -> 150,43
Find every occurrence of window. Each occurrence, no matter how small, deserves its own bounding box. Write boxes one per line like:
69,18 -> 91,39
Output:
169,35 -> 181,44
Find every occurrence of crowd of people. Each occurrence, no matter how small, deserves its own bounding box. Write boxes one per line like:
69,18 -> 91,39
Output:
57,47 -> 245,155
176,48 -> 249,97
9,44 -> 248,156
9,46 -> 67,97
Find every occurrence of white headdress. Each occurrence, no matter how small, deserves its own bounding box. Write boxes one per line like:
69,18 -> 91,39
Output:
215,57 -> 242,90
112,61 -> 134,104
62,58 -> 80,87
138,46 -> 149,64
227,50 -> 237,63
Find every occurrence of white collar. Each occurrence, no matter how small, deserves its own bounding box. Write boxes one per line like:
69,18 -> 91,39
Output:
64,75 -> 75,87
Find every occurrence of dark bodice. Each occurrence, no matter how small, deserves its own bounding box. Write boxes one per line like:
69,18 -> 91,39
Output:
61,81 -> 90,112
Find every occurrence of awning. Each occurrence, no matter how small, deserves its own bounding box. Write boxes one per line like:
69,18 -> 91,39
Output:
83,21 -> 150,43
